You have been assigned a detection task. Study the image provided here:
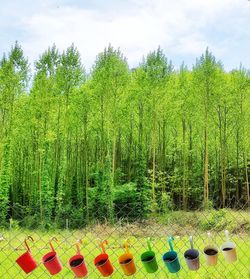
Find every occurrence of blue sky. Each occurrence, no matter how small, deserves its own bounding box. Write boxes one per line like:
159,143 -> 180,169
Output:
0,0 -> 249,71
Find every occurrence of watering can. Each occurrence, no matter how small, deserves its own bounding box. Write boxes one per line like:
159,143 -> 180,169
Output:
69,239 -> 88,278
162,236 -> 181,273
94,240 -> 114,277
118,239 -> 136,276
221,230 -> 237,263
42,237 -> 63,275
203,232 -> 218,266
184,236 -> 200,271
140,237 -> 158,273
16,236 -> 38,274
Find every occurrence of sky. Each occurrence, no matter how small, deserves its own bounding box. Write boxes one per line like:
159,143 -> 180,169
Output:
0,0 -> 249,72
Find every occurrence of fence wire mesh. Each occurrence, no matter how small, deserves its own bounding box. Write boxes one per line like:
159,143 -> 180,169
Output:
0,200 -> 249,279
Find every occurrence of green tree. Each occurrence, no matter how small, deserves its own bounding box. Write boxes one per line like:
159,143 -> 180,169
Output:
193,49 -> 223,207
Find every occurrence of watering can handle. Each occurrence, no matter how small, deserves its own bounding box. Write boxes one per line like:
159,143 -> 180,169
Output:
189,236 -> 194,249
225,230 -> 230,242
76,239 -> 82,255
147,237 -> 152,251
124,239 -> 130,254
49,237 -> 58,252
24,236 -> 34,251
207,232 -> 211,245
100,240 -> 108,254
168,236 -> 174,251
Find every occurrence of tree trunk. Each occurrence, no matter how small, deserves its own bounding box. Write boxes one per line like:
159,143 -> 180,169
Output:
243,150 -> 249,203
236,129 -> 240,201
204,124 -> 209,206
182,116 -> 187,210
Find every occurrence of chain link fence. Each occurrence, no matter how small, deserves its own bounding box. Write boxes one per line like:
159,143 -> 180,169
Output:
0,200 -> 249,278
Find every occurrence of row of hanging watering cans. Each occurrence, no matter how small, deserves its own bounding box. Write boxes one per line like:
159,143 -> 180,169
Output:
16,230 -> 237,278
162,230 -> 237,274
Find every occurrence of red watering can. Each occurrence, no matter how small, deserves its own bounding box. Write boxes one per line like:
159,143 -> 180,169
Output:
42,237 -> 62,275
16,236 -> 38,274
94,240 -> 114,277
69,239 -> 88,278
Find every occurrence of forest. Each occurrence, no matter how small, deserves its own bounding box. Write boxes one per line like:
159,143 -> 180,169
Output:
0,42 -> 249,229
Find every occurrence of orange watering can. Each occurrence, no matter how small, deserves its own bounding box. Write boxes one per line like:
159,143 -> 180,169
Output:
118,239 -> 136,276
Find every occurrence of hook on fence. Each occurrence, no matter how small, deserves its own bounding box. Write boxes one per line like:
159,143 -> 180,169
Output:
24,236 -> 34,251
49,237 -> 58,252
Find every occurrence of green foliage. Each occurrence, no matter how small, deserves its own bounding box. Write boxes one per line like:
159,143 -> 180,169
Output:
200,209 -> 228,231
113,182 -> 137,206
113,182 -> 138,220
141,46 -> 173,84
0,143 -> 11,226
199,209 -> 250,232
160,192 -> 174,213
54,204 -> 87,229
19,214 -> 42,230
134,146 -> 151,218
90,155 -> 114,223
9,218 -> 20,230
41,155 -> 54,222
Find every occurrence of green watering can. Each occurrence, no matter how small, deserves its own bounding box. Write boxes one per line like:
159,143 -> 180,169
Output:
162,236 -> 181,273
140,238 -> 158,273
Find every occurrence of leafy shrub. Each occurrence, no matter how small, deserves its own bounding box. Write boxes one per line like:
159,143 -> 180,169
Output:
199,209 -> 229,231
158,211 -> 200,228
64,208 -> 86,229
113,182 -> 137,220
9,218 -> 20,230
113,182 -> 137,205
160,192 -> 174,213
55,204 -> 87,229
20,214 -> 41,230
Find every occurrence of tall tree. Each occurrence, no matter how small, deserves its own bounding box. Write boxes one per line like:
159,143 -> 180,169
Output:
193,49 -> 223,207
140,47 -> 173,209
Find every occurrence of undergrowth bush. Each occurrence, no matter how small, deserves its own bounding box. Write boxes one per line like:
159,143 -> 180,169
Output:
199,209 -> 228,231
157,209 -> 250,233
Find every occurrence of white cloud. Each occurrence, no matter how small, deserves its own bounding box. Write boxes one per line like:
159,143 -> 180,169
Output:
1,0 -> 249,70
